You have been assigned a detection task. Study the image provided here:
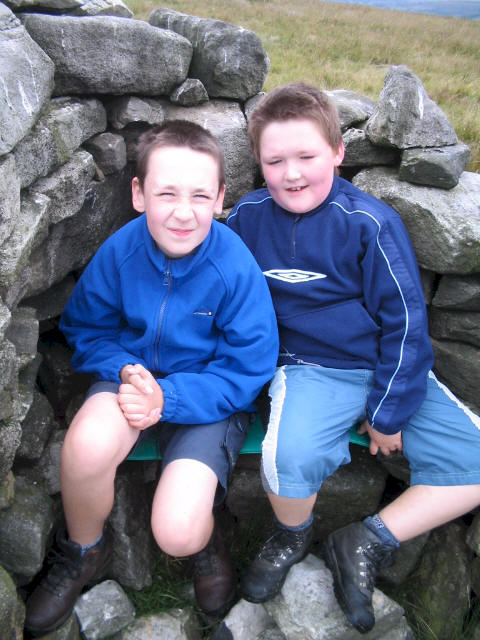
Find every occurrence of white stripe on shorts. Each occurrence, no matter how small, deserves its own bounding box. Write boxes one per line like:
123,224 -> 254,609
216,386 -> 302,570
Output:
261,366 -> 288,495
428,370 -> 480,430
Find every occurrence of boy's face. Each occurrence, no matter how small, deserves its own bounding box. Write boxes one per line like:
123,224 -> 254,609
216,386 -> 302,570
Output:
259,118 -> 344,214
132,146 -> 225,258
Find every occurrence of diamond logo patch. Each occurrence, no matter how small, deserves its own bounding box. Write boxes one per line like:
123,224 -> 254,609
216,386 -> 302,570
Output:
263,269 -> 327,283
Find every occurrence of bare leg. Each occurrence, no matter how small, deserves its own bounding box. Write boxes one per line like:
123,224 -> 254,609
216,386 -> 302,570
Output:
60,392 -> 141,545
268,493 -> 317,526
151,458 -> 218,557
379,484 -> 480,542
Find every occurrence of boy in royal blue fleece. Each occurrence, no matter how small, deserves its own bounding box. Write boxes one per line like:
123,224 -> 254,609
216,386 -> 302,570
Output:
227,83 -> 480,633
25,120 -> 278,635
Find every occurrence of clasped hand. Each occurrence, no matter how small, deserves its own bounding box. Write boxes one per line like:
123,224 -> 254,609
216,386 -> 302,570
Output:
118,363 -> 164,430
358,419 -> 403,456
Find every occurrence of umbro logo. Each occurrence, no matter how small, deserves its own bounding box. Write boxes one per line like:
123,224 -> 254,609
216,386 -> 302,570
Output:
263,269 -> 327,283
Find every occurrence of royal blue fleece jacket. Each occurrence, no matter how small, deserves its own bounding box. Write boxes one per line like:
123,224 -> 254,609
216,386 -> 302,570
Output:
227,175 -> 434,435
60,215 -> 279,425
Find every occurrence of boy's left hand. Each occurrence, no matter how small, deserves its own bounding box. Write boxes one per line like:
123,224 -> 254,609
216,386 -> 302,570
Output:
118,364 -> 164,430
358,420 -> 403,457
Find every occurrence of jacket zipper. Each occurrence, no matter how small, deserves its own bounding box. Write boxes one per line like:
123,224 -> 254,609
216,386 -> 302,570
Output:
154,262 -> 172,371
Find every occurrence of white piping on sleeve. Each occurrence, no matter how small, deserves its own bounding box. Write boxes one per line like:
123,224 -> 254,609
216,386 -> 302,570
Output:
330,200 -> 409,427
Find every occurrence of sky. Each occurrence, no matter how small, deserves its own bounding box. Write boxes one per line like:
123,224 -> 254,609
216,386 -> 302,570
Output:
319,0 -> 480,19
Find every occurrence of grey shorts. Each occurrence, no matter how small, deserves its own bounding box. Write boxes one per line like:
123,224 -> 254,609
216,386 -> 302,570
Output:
87,380 -> 250,504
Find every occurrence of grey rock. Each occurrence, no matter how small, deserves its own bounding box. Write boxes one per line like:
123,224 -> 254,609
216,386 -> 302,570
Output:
5,168 -> 133,307
353,168 -> 480,274
432,274 -> 480,311
244,92 -> 265,121
400,522 -> 471,640
377,450 -> 411,484
23,274 -> 76,321
37,339 -> 84,421
74,580 -> 135,640
17,428 -> 65,495
0,190 -> 51,300
17,389 -> 57,461
13,96 -> 106,189
0,4 -> 54,156
420,268 -> 436,305
257,629 -> 287,640
466,512 -> 480,556
212,599 -> 276,640
0,472 -> 15,510
4,306 -> 38,368
378,532 -> 429,585
472,556 -> 480,599
399,143 -> 471,189
0,417 -> 22,483
342,128 -> 399,167
5,0 -> 132,16
265,554 -> 410,639
21,14 -> 192,97
83,133 -> 127,175
326,89 -> 376,129
366,65 -> 458,149
431,339 -> 480,415
0,298 -> 11,343
0,564 -> 24,640
29,149 -> 97,224
429,308 -> 480,348
163,100 -> 255,207
0,475 -> 54,583
149,8 -> 268,101
109,466 -> 155,590
170,78 -> 209,106
105,96 -> 166,130
69,0 -> 133,17
0,155 -> 21,246
111,607 -> 201,639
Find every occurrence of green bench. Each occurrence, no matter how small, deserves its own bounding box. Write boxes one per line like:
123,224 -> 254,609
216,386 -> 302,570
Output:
127,414 -> 369,461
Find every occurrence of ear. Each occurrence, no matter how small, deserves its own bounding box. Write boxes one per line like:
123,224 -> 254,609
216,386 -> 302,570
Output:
334,141 -> 345,168
132,177 -> 145,213
214,183 -> 226,215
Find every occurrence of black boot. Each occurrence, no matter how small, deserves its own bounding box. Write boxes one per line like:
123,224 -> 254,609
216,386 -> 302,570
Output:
323,522 -> 397,634
240,521 -> 313,603
25,529 -> 112,636
192,523 -> 236,617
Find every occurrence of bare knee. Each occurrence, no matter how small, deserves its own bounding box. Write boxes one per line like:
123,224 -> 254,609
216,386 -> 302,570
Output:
151,511 -> 211,557
62,413 -> 124,477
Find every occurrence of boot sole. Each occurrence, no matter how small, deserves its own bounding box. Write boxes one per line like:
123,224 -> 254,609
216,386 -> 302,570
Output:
322,537 -> 374,635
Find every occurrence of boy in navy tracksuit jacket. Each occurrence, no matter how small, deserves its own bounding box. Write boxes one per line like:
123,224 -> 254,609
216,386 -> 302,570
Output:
25,120 -> 278,635
227,82 -> 480,634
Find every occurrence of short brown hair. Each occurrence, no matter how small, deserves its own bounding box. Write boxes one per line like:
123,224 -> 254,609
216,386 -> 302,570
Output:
135,120 -> 226,190
248,82 -> 342,162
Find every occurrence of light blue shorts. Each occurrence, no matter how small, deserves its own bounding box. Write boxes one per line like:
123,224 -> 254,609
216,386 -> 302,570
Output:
262,365 -> 480,498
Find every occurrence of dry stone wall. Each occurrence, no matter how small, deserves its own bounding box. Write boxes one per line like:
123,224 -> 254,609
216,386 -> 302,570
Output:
0,0 -> 479,636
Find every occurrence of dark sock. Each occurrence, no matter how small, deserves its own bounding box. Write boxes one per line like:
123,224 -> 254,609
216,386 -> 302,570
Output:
363,514 -> 400,548
78,532 -> 103,557
276,513 -> 313,533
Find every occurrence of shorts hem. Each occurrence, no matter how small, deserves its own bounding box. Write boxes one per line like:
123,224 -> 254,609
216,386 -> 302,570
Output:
411,471 -> 480,486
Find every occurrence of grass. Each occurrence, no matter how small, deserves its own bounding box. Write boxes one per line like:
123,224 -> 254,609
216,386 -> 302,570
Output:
124,0 -> 480,173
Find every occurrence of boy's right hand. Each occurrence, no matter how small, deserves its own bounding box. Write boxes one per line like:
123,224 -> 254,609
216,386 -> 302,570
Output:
118,364 -> 164,430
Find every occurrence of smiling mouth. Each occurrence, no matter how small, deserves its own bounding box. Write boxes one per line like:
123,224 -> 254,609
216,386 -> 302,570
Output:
287,186 -> 307,192
169,228 -> 193,236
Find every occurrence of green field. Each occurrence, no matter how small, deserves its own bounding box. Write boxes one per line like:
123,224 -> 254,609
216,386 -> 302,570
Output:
125,0 -> 480,173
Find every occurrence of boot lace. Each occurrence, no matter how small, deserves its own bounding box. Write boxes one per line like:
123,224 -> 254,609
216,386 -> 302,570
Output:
356,541 -> 395,592
41,548 -> 82,595
259,528 -> 306,564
